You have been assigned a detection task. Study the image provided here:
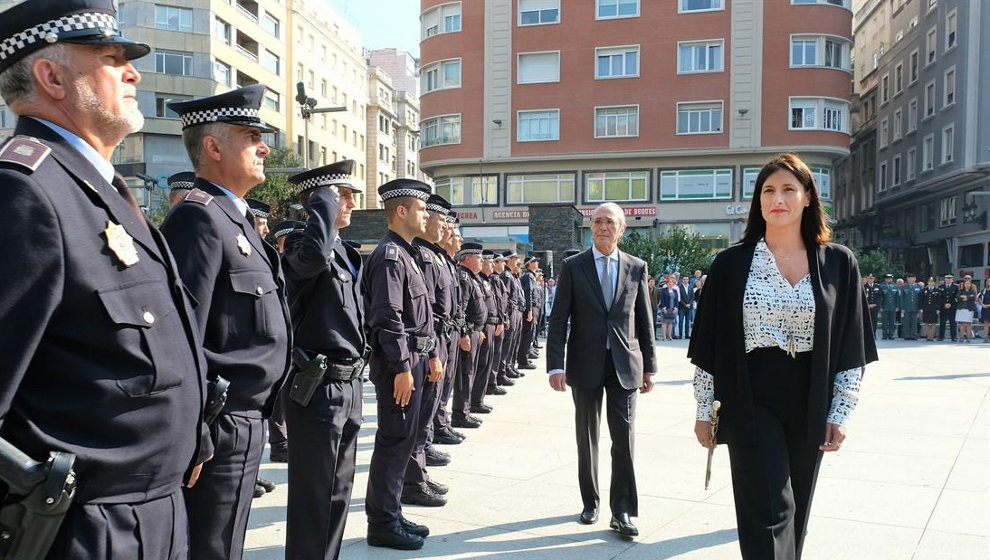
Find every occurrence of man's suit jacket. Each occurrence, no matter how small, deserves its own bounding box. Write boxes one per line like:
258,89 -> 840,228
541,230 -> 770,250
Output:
677,283 -> 694,309
547,248 -> 657,390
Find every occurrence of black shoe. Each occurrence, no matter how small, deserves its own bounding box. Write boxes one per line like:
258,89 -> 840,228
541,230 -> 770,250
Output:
398,516 -> 430,538
489,386 -> 508,396
610,513 -> 638,538
269,447 -> 288,463
534,342 -> 543,348
579,508 -> 598,524
252,484 -> 265,499
256,477 -> 276,493
447,428 -> 467,440
497,377 -> 515,386
506,369 -> 521,379
401,486 -> 447,507
426,479 -> 449,495
518,362 -> 536,370
425,448 -> 451,467
452,415 -> 483,429
470,404 -> 493,414
527,352 -> 539,359
434,431 -> 463,445
367,525 -> 424,550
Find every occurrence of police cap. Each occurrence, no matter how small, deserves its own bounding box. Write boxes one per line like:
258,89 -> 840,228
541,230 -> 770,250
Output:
246,198 -> 270,219
167,171 -> 195,193
168,84 -> 274,132
426,194 -> 451,216
288,159 -> 359,193
378,178 -> 430,202
271,220 -> 306,240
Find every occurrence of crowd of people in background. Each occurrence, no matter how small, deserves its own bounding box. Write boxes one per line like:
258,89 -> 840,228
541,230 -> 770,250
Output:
863,272 -> 989,343
648,270 -> 705,341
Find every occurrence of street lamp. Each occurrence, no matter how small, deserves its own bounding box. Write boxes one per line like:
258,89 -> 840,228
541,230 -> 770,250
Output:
295,81 -> 347,168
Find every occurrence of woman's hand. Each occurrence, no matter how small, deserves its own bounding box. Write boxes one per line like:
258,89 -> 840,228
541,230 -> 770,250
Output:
695,420 -> 712,448
819,423 -> 846,452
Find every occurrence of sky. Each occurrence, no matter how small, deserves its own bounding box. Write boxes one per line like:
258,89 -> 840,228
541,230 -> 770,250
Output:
326,0 -> 422,59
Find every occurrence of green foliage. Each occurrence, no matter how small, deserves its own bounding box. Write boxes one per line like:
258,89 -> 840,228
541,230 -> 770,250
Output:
853,248 -> 906,279
619,226 -> 717,277
247,147 -> 304,224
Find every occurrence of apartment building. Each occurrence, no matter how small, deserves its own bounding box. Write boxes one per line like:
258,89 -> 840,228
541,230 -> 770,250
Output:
418,0 -> 855,248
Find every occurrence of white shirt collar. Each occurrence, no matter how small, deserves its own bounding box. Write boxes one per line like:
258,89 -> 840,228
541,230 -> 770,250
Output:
32,117 -> 114,184
208,181 -> 249,217
592,246 -> 619,261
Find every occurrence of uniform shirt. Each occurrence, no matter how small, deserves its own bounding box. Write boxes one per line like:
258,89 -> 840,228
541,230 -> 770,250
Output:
413,238 -> 454,321
520,269 -> 538,310
364,230 -> 435,375
900,282 -> 923,312
458,266 -> 488,329
693,241 -> 864,426
479,273 -> 498,323
879,281 -> 901,310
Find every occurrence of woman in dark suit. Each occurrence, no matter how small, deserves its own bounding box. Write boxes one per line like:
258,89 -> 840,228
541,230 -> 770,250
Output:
658,275 -> 680,341
921,277 -> 941,341
688,153 -> 877,560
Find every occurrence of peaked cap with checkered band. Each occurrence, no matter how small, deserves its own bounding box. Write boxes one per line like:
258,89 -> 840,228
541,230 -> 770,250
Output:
0,0 -> 150,74
377,178 -> 431,203
288,159 -> 360,193
167,84 -> 275,132
167,171 -> 195,193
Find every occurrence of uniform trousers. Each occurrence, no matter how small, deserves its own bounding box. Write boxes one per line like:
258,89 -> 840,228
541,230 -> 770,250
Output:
901,310 -> 919,339
432,330 -> 460,436
727,348 -> 823,560
517,312 -> 536,365
570,354 -> 638,517
267,387 -> 288,454
365,351 -> 427,529
184,412 -> 265,560
497,312 -> 517,378
48,489 -> 187,560
452,331 -> 481,418
284,374 -> 363,560
471,324 -> 496,407
938,309 -> 957,340
868,307 -> 879,335
489,331 -> 506,388
405,340 -> 448,490
881,309 -> 898,339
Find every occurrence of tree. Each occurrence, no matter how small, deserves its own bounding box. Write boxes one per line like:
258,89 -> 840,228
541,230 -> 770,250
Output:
619,226 -> 717,277
247,147 -> 305,224
853,248 -> 905,279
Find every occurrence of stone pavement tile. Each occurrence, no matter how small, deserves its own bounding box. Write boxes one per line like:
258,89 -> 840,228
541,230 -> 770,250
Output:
818,449 -> 956,488
943,457 -> 989,492
810,478 -> 942,528
613,501 -> 740,560
840,431 -> 965,460
925,489 -> 990,537
957,437 -> 989,462
912,530 -> 990,560
800,518 -> 922,560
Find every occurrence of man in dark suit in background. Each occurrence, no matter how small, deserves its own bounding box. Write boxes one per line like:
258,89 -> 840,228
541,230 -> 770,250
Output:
677,275 -> 695,339
546,202 -> 657,539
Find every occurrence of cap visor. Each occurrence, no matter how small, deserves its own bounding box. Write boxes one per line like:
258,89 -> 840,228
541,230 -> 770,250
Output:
63,36 -> 150,60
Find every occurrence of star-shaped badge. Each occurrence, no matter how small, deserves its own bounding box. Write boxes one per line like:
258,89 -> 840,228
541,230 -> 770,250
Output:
236,233 -> 252,256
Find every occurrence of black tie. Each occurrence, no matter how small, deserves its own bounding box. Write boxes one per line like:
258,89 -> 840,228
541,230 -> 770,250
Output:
111,173 -> 149,231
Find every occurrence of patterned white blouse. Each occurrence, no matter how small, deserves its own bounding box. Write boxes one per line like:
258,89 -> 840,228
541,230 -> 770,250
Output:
694,241 -> 864,426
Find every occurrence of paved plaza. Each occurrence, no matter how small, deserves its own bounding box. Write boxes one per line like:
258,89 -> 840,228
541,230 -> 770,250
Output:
243,338 -> 989,559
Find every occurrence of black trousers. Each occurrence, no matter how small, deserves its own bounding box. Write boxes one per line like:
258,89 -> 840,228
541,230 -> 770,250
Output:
366,351 -> 427,529
267,386 -> 288,452
48,489 -> 187,560
490,331 -> 506,387
868,306 -> 879,335
938,308 -> 957,340
184,412 -> 264,560
570,354 -> 638,517
284,375 -> 363,560
471,324 -> 496,406
500,310 -> 522,374
453,331 -> 480,417
727,348 -> 823,560
433,331 -> 460,436
517,311 -> 536,364
405,340 -> 447,490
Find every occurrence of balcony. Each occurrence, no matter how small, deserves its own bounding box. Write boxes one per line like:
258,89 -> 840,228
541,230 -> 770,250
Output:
235,0 -> 259,23
235,31 -> 259,63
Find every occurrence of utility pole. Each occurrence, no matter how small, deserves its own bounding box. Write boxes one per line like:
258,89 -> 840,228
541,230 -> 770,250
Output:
295,82 -> 347,168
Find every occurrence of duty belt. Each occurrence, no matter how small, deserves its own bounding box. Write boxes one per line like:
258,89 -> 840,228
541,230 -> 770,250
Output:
433,314 -> 455,336
296,349 -> 365,382
485,316 -> 500,325
409,335 -> 435,355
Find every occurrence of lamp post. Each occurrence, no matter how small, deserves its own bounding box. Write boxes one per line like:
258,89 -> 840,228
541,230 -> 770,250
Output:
295,81 -> 347,168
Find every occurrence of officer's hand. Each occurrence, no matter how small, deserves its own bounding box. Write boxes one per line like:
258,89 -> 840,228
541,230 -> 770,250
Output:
393,371 -> 415,406
186,454 -> 213,488
548,372 -> 567,392
640,372 -> 655,394
504,321 -> 511,331
428,357 -> 444,382
495,324 -> 504,337
459,336 -> 471,352
478,332 -> 486,343
526,310 -> 533,322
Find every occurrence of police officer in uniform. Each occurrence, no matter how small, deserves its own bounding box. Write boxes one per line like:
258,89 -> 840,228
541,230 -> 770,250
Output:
162,85 -> 292,560
500,251 -> 525,380
517,256 -> 540,368
433,220 -> 468,445
900,274 -> 922,340
0,2 -> 209,557
937,273 -> 959,341
471,250 -> 502,414
279,160 -> 366,560
271,220 -> 307,254
488,253 -> 513,393
879,273 -> 900,340
364,179 -> 442,550
452,243 -> 487,429
863,274 -> 882,336
169,171 -> 196,208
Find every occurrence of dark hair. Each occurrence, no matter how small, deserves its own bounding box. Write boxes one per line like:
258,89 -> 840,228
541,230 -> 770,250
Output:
739,153 -> 831,246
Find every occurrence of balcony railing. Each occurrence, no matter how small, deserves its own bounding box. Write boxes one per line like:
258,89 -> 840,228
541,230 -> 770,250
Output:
236,44 -> 258,63
235,2 -> 258,23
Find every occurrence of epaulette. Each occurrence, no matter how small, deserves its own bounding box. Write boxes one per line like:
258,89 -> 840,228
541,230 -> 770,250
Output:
0,136 -> 51,172
385,244 -> 400,262
184,188 -> 214,205
419,249 -> 434,265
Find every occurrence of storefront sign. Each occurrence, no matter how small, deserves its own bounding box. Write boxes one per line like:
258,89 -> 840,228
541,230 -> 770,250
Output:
725,205 -> 749,215
455,211 -> 479,220
579,206 -> 657,217
492,210 -> 530,220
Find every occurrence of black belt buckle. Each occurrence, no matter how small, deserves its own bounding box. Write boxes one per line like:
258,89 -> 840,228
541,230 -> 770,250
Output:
411,335 -> 434,355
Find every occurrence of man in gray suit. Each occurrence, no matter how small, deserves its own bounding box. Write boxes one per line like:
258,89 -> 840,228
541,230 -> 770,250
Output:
546,202 -> 657,539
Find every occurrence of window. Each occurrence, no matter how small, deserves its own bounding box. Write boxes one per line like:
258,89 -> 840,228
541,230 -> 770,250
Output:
891,154 -> 901,187
422,2 -> 461,39
156,50 -> 193,76
214,17 -> 231,44
155,5 -> 192,32
908,97 -> 918,133
155,94 -> 189,119
751,166 -> 831,199
789,98 -> 849,132
261,50 -> 279,75
214,60 -> 231,86
906,148 -> 917,181
892,109 -> 902,141
263,12 -> 280,37
926,27 -> 937,65
421,114 -> 461,147
881,74 -> 889,104
434,176 -> 497,206
517,109 -> 560,141
677,102 -> 723,134
879,118 -> 889,148
519,0 -> 559,25
894,63 -> 903,95
943,67 -> 955,107
595,106 -> 639,138
518,52 -> 560,83
941,124 -> 954,164
680,0 -> 723,11
878,160 -> 888,192
586,171 -> 649,202
940,196 -> 957,227
679,41 -> 723,73
909,49 -> 919,83
660,169 -> 731,200
924,80 -> 936,118
790,36 -> 849,69
945,9 -> 957,50
597,0 -> 639,19
423,59 -> 462,92
263,89 -> 279,111
506,174 -> 575,204
922,134 -> 934,171
596,46 -> 639,78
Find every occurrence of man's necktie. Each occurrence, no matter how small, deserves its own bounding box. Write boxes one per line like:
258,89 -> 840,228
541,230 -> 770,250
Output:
111,173 -> 149,231
601,256 -> 614,308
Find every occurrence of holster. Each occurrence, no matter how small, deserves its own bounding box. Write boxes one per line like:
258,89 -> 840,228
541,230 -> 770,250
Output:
204,375 -> 230,425
288,348 -> 327,407
0,438 -> 77,560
